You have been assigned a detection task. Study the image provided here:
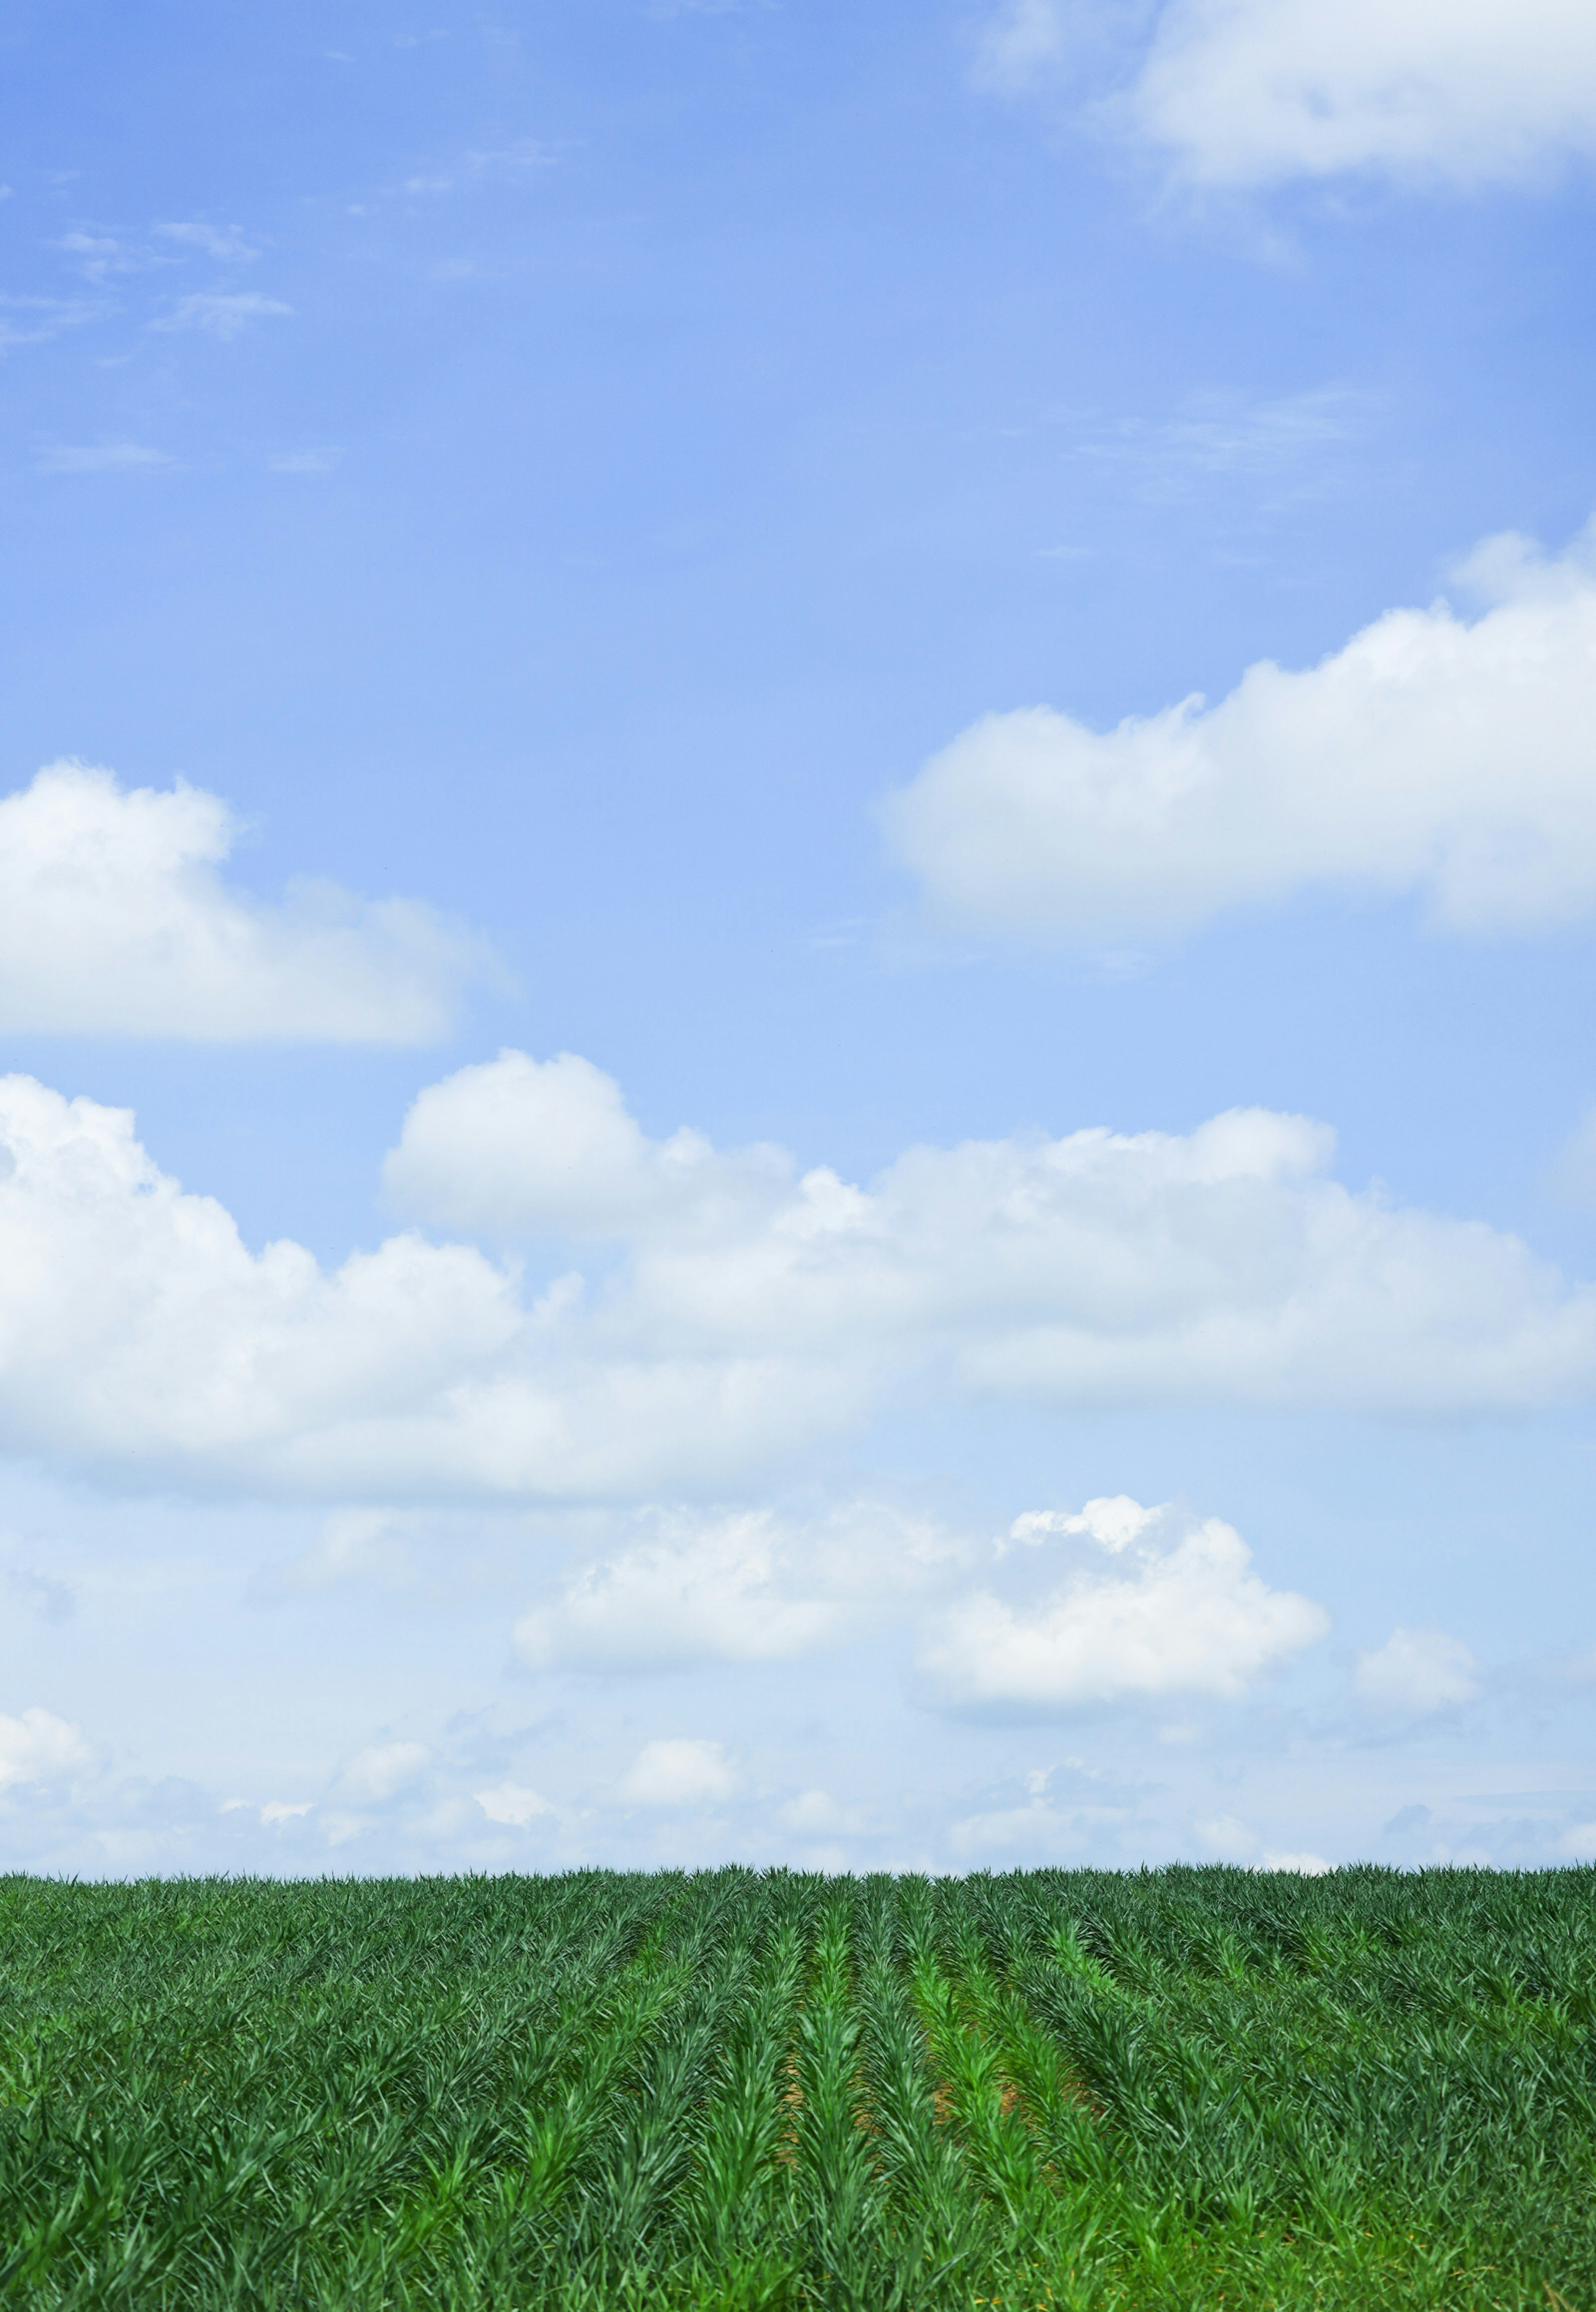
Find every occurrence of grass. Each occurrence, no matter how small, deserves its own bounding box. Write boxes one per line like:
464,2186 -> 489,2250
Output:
0,1864 -> 1592,2308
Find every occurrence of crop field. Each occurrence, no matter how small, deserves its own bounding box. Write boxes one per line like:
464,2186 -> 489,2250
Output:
0,1868 -> 1593,2311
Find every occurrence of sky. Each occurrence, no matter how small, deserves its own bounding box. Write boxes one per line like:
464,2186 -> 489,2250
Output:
2,0 -> 1596,1877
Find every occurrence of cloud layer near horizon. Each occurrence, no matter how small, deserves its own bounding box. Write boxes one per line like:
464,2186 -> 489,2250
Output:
508,1491 -> 1331,1715
2,1051 -> 1594,1504
0,763 -> 490,1040
884,523 -> 1596,945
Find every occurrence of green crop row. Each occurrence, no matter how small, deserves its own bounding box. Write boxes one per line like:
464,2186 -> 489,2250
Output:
0,1865 -> 1590,2310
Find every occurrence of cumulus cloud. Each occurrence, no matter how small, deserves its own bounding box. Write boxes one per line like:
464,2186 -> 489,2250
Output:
516,1513 -> 840,1671
917,1498 -> 1328,1715
1354,1627 -> 1480,1715
384,1048 -> 787,1239
0,762 -> 490,1039
981,0 -> 1596,190
619,1738 -> 736,1806
1121,0 -> 1596,190
883,520 -> 1596,944
0,1071 -> 858,1500
1007,1495 -> 1158,1552
0,1708 -> 90,1789
389,1054 -> 1596,1422
513,1503 -> 953,1673
4,1063 -> 1596,1504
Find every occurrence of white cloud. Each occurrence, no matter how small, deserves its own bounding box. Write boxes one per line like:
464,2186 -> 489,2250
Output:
1562,1821 -> 1596,1860
384,1047 -> 788,1239
513,1503 -> 950,1673
883,519 -> 1596,944
515,1511 -> 840,1671
918,1500 -> 1326,1715
1261,1848 -> 1331,1873
0,1071 -> 841,1500
975,0 -> 1070,91
475,1780 -> 552,1826
0,762 -> 489,1039
980,0 -> 1596,191
619,1738 -> 737,1806
1354,1627 -> 1480,1715
387,1054 -> 1596,1424
150,291 -> 291,338
1008,1495 -> 1158,1552
0,1708 -> 90,1789
155,222 -> 258,261
4,1063 -> 1596,1505
260,1799 -> 313,1824
335,1741 -> 429,1804
1120,0 -> 1596,190
37,444 -> 171,474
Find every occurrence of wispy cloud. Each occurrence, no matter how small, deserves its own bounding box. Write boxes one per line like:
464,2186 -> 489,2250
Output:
150,291 -> 292,339
973,0 -> 1069,93
52,228 -> 153,284
155,221 -> 259,262
55,230 -> 124,261
468,138 -> 555,175
1070,385 -> 1369,501
403,138 -> 556,196
269,446 -> 342,475
36,442 -> 172,474
0,294 -> 104,351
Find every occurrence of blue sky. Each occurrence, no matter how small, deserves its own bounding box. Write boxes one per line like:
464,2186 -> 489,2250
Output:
2,0 -> 1596,1874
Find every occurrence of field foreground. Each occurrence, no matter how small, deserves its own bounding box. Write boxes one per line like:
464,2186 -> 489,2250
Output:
0,1865 -> 1593,2310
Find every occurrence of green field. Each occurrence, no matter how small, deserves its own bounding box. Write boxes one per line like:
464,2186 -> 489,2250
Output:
1,1866 -> 1593,2310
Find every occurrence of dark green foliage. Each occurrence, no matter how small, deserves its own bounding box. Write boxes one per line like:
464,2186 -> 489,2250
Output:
0,1865 -> 1592,2309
